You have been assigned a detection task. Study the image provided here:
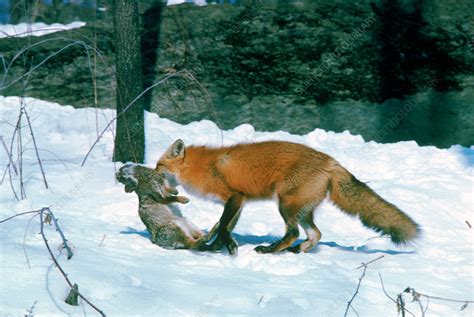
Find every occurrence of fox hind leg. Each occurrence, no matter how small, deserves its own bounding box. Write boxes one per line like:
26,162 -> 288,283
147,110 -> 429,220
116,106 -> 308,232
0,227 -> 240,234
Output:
255,199 -> 301,254
287,209 -> 322,253
285,178 -> 327,253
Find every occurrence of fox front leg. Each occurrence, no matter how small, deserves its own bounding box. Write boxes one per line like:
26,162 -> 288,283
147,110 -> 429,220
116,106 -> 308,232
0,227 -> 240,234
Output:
199,193 -> 245,255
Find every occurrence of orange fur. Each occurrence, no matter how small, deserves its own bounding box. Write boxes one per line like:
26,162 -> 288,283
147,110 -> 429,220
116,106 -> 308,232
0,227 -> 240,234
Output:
156,140 -> 419,254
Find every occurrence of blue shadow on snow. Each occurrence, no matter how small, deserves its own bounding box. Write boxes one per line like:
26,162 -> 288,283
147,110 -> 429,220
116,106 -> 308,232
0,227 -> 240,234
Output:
120,228 -> 413,255
233,233 -> 414,255
120,227 -> 151,239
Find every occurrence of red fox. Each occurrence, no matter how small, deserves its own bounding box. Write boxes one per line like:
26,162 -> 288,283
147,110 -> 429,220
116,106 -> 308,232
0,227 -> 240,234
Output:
156,140 -> 420,254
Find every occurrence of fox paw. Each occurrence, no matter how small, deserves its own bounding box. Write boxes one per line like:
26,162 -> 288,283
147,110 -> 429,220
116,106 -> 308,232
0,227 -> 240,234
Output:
199,238 -> 225,252
286,245 -> 301,254
225,238 -> 238,255
254,245 -> 273,254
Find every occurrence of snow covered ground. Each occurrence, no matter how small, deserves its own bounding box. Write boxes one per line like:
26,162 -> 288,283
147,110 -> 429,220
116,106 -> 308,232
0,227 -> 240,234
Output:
0,96 -> 472,316
0,22 -> 86,38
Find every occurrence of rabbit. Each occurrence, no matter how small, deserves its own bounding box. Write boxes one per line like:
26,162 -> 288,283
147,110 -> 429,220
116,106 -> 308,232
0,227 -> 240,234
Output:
116,163 -> 218,250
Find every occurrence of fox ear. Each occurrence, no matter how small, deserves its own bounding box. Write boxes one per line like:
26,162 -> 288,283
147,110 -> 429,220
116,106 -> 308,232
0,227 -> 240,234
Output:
166,139 -> 185,159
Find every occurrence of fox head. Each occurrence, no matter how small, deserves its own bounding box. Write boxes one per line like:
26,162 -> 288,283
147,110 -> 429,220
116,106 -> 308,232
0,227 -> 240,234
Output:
155,139 -> 186,175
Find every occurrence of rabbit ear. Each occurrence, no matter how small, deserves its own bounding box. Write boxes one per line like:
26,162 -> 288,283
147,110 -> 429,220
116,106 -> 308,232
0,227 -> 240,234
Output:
165,139 -> 185,159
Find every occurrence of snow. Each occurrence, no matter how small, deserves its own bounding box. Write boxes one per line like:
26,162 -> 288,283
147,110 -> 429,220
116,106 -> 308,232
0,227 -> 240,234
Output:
0,2 -> 220,39
0,96 -> 473,316
167,0 -> 208,6
0,22 -> 86,38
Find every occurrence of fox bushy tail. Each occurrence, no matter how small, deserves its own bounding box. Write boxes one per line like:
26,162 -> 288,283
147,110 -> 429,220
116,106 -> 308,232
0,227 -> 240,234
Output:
329,164 -> 420,244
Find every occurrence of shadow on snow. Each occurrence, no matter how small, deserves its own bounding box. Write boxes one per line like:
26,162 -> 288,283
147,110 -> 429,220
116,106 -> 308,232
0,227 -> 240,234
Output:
120,227 -> 413,255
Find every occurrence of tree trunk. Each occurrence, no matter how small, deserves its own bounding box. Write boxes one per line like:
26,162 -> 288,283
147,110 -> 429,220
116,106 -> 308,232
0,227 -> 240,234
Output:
113,0 -> 145,163
141,0 -> 165,112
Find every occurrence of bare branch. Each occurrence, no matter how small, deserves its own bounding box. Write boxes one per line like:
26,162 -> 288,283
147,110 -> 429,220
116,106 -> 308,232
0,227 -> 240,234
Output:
0,135 -> 18,175
355,255 -> 384,269
0,209 -> 42,224
39,208 -> 106,316
81,70 -> 186,166
4,107 -> 23,200
404,287 -> 474,304
47,208 -> 74,260
378,273 -> 418,317
24,300 -> 38,317
22,212 -> 39,268
344,264 -> 367,317
2,207 -> 105,315
397,293 -> 406,317
344,255 -> 385,316
17,100 -> 25,199
2,41 -> 82,89
1,37 -> 104,90
22,106 -> 48,189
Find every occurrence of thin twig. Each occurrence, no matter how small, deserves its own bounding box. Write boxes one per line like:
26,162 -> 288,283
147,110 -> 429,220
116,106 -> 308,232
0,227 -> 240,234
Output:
22,105 -> 48,189
355,255 -> 384,269
26,147 -> 75,179
416,295 -> 425,317
350,304 -> 359,317
0,135 -> 18,174
2,41 -> 82,89
81,71 -> 186,166
398,293 -> 406,317
466,220 -> 472,228
378,273 -> 416,317
0,209 -> 41,224
98,234 -> 106,247
404,287 -> 474,304
424,296 -> 430,315
22,212 -> 39,268
344,255 -> 385,316
39,208 -> 106,316
24,300 -> 38,317
344,263 -> 367,317
18,103 -> 25,199
1,38 -> 103,90
4,106 -> 23,200
47,209 -> 74,260
7,150 -> 20,201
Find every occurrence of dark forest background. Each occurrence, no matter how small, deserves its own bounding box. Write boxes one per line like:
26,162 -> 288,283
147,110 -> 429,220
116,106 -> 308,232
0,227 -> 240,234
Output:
1,0 -> 473,148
